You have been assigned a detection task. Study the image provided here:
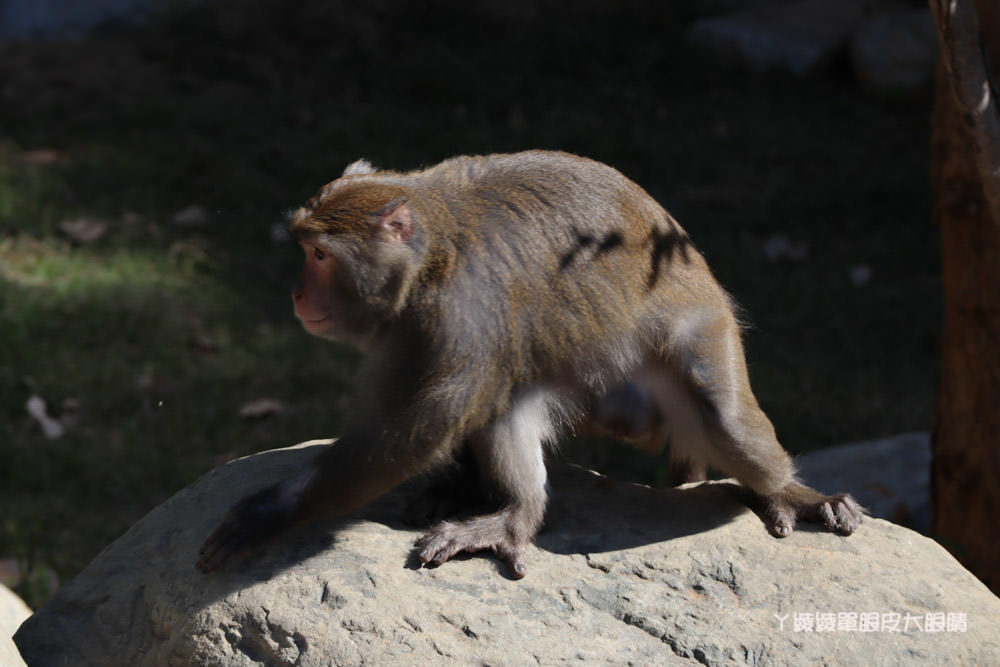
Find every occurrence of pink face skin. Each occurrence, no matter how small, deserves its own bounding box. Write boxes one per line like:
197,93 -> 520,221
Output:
292,241 -> 338,336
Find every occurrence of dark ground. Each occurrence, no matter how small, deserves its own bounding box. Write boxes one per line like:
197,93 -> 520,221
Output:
0,0 -> 938,606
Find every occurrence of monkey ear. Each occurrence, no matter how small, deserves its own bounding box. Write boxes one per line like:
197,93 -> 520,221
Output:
376,198 -> 414,243
343,159 -> 375,176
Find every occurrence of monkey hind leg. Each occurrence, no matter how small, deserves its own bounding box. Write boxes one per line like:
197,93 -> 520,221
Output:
665,454 -> 707,486
416,389 -> 553,579
654,308 -> 864,537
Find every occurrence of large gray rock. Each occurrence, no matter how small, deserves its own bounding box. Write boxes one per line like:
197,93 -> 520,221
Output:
15,439 -> 1000,665
1,584 -> 30,667
796,431 -> 931,533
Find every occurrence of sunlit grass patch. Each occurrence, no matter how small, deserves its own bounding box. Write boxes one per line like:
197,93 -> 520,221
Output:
0,236 -> 190,289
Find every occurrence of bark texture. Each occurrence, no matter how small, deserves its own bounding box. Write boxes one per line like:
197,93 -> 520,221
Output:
930,0 -> 1000,593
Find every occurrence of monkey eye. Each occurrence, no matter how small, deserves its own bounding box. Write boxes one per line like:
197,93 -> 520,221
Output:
313,247 -> 326,261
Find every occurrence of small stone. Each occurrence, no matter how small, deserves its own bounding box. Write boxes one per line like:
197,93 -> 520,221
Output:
171,205 -> 209,226
687,0 -> 870,76
850,9 -> 938,99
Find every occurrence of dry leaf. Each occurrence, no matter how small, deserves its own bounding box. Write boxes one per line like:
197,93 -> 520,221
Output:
0,558 -> 22,587
59,218 -> 108,243
0,557 -> 59,593
26,395 -> 64,439
761,235 -> 809,262
239,398 -> 285,419
172,204 -> 209,226
188,333 -> 221,353
187,317 -> 222,352
60,397 -> 82,428
20,148 -> 63,165
122,210 -> 143,225
136,366 -> 154,392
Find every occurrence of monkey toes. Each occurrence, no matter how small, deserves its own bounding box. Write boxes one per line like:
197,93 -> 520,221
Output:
762,486 -> 865,538
416,521 -> 529,579
813,493 -> 865,535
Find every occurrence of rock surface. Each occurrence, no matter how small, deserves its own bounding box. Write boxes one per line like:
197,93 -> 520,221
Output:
1,584 -> 30,667
15,439 -> 1000,665
796,431 -> 931,533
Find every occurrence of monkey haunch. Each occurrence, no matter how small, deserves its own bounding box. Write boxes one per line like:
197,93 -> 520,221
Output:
197,151 -> 863,578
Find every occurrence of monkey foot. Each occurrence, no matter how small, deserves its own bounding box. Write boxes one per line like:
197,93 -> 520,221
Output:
762,482 -> 865,538
416,520 -> 529,579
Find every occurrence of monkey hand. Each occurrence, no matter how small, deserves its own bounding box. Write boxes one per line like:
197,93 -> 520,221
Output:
197,481 -> 301,573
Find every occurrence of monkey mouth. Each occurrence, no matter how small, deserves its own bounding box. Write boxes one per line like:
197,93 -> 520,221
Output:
300,314 -> 334,330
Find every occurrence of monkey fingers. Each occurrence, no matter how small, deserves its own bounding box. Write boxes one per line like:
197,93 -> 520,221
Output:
761,482 -> 866,538
196,482 -> 301,572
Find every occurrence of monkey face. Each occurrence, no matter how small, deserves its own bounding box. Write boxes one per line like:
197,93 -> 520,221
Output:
292,239 -> 343,338
289,192 -> 424,346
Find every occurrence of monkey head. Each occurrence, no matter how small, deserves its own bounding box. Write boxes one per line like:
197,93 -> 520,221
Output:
287,172 -> 427,344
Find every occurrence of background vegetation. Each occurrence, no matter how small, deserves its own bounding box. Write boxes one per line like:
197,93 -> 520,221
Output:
0,0 -> 937,607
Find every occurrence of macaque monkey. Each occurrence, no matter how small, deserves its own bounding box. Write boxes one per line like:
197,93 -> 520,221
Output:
197,151 -> 862,578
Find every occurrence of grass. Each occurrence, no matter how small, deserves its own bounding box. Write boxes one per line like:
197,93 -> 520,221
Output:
0,0 -> 938,607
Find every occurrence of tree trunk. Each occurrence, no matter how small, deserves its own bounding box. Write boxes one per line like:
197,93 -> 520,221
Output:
931,0 -> 1000,592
